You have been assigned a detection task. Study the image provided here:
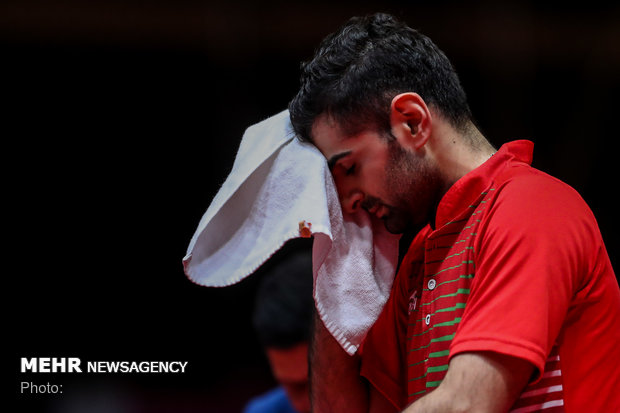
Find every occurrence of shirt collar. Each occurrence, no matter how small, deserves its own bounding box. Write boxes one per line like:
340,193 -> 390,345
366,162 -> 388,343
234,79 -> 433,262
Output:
434,140 -> 534,229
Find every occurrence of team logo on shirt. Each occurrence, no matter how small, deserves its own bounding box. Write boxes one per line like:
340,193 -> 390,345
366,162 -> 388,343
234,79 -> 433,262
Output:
408,290 -> 418,314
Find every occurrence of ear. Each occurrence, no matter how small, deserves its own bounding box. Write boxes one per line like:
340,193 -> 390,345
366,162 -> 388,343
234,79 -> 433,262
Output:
389,93 -> 432,150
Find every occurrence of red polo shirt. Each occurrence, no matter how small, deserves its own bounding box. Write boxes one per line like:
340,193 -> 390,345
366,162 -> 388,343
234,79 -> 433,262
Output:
359,141 -> 620,412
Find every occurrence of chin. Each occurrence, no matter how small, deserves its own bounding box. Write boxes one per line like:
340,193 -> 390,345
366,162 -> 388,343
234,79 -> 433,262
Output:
383,216 -> 409,234
384,213 -> 427,235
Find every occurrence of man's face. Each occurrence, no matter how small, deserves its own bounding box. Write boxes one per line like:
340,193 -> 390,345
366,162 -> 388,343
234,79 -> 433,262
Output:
312,114 -> 440,234
266,343 -> 310,413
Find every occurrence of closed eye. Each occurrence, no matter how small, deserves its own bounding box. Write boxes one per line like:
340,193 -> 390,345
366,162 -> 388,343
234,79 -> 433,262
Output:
345,164 -> 356,176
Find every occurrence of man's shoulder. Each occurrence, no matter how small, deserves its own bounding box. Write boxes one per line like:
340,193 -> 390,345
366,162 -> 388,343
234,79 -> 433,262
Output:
492,162 -> 588,212
481,161 -> 599,250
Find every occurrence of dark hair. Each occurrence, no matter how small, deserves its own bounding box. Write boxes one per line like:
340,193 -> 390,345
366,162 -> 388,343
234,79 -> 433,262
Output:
289,12 -> 472,141
252,247 -> 314,349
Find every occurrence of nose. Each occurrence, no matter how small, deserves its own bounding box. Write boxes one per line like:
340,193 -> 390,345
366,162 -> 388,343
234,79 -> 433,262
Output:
341,190 -> 364,214
333,173 -> 364,214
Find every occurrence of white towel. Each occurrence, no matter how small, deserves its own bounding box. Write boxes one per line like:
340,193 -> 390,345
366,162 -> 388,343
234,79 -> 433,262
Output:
183,110 -> 400,355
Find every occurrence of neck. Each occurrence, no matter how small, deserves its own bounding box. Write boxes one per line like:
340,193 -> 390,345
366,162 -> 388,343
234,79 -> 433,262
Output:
428,119 -> 495,190
422,120 -> 494,231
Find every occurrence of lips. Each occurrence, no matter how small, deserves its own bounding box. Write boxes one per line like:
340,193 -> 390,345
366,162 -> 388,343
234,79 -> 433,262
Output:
367,204 -> 380,214
376,205 -> 389,219
365,203 -> 388,220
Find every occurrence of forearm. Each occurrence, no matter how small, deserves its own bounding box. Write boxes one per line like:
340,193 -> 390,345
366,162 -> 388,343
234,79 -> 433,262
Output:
402,352 -> 532,413
402,386 -> 456,413
310,312 -> 369,412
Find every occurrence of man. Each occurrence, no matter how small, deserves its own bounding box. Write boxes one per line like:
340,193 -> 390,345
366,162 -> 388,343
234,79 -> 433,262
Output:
244,242 -> 313,413
289,13 -> 619,413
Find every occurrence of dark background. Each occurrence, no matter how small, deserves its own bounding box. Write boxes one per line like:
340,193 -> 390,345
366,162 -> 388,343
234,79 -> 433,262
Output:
7,1 -> 618,412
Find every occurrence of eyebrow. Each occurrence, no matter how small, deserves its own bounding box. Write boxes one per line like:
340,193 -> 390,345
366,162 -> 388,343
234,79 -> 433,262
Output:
327,151 -> 352,171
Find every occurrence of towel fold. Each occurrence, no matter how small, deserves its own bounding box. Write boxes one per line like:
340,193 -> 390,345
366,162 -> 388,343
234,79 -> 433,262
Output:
183,110 -> 400,355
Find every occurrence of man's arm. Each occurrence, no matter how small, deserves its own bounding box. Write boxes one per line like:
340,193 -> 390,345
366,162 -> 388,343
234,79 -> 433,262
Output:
403,351 -> 534,413
310,312 -> 369,412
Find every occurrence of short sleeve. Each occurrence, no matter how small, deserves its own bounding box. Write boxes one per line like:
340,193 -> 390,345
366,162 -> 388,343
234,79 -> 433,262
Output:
450,168 -> 597,380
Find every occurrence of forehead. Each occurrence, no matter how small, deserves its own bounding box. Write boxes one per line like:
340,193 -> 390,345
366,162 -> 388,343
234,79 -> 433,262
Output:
311,114 -> 385,165
310,113 -> 349,159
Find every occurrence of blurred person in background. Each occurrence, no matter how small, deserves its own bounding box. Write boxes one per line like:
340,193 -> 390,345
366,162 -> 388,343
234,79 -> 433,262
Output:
243,243 -> 313,413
